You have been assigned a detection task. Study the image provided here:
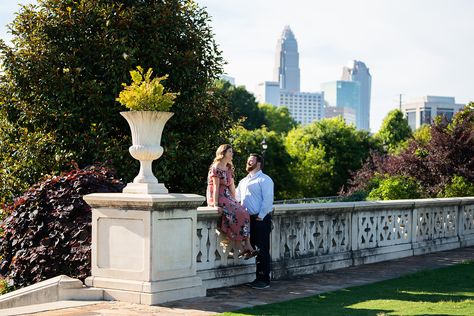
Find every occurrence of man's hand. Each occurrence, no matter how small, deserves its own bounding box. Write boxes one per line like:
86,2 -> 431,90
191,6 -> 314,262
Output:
256,217 -> 263,221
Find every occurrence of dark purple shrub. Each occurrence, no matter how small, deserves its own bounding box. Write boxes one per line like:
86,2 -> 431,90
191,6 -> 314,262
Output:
343,105 -> 474,198
0,165 -> 124,289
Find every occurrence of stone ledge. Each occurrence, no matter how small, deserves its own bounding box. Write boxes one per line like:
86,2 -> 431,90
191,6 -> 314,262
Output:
0,275 -> 103,310
84,193 -> 205,211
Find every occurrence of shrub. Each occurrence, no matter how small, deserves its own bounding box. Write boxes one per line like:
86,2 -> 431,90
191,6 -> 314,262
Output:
0,165 -> 124,289
438,175 -> 474,198
367,175 -> 422,201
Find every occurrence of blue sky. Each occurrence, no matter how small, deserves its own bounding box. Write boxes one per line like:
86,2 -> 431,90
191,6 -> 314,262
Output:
2,0 -> 474,131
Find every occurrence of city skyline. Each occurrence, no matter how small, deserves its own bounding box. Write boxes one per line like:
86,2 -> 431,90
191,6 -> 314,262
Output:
2,0 -> 474,131
195,0 -> 473,132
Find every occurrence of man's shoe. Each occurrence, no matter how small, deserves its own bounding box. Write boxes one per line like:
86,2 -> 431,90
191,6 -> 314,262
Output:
251,280 -> 270,289
246,279 -> 259,287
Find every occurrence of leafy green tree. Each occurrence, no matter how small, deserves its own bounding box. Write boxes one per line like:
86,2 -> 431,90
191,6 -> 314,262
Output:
367,175 -> 422,200
285,117 -> 379,197
229,126 -> 296,200
0,0 -> 232,201
412,124 -> 431,145
375,109 -> 412,153
284,128 -> 334,198
215,80 -> 267,130
258,103 -> 298,134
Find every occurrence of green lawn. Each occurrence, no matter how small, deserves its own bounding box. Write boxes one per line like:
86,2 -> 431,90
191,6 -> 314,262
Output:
224,261 -> 474,316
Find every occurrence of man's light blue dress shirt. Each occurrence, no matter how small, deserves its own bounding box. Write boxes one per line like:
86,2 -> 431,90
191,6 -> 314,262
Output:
236,170 -> 274,219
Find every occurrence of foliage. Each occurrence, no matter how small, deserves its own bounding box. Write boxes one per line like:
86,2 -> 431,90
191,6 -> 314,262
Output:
438,175 -> 474,198
412,124 -> 431,145
116,66 -> 178,111
258,103 -> 298,134
375,109 -> 412,153
345,105 -> 474,198
285,117 -> 379,197
284,128 -> 334,198
226,262 -> 474,316
0,0 -> 231,202
0,278 -> 9,294
0,165 -> 124,289
215,80 -> 267,130
367,175 -> 422,200
230,126 -> 296,200
0,116 -> 61,206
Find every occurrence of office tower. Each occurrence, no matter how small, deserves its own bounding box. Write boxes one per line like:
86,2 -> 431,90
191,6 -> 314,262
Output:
279,91 -> 324,125
321,80 -> 361,128
256,81 -> 281,106
342,61 -> 371,130
401,96 -> 465,131
274,25 -> 300,92
325,106 -> 356,126
257,26 -> 324,125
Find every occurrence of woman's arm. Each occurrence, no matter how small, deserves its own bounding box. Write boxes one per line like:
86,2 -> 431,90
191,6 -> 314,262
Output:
211,177 -> 219,207
229,180 -> 236,198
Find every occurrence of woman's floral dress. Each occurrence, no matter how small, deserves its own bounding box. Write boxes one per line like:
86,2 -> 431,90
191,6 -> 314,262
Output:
207,166 -> 250,241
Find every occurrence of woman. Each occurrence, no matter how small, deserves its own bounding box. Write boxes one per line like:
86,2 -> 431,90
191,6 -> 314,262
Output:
207,144 -> 258,259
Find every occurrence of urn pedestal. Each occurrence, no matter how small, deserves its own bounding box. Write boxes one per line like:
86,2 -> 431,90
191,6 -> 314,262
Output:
84,193 -> 206,305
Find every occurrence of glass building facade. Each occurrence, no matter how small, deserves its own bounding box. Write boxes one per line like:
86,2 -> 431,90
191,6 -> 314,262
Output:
321,80 -> 361,128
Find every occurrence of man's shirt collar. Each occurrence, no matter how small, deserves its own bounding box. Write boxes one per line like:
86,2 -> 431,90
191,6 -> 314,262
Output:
248,170 -> 263,179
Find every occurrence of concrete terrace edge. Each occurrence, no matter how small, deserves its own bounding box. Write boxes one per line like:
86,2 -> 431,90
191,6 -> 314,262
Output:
0,275 -> 103,310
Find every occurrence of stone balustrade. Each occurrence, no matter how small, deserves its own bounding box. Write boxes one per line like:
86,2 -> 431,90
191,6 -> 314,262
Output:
197,197 -> 474,289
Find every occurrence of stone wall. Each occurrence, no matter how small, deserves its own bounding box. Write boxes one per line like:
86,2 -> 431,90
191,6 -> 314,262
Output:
197,197 -> 474,289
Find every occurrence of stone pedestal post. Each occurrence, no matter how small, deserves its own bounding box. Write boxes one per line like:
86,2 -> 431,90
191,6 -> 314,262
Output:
83,193 -> 205,305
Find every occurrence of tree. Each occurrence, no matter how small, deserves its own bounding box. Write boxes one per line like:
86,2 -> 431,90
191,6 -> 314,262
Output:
258,103 -> 298,134
215,80 -> 267,130
375,109 -> 412,153
285,117 -> 379,197
412,124 -> 431,145
345,105 -> 474,199
230,126 -> 296,200
0,0 -> 233,201
284,128 -> 334,198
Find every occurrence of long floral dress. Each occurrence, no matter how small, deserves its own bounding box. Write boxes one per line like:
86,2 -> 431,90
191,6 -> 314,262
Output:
207,166 -> 250,241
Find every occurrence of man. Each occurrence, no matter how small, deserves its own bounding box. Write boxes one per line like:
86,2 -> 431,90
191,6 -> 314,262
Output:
236,153 -> 274,289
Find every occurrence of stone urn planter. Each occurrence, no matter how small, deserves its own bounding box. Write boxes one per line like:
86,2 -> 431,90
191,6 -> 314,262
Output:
121,111 -> 174,194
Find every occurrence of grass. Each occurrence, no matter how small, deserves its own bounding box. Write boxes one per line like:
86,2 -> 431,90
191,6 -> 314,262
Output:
224,261 -> 474,316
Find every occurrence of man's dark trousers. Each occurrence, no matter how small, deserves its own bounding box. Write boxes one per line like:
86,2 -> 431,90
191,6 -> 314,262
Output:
250,214 -> 272,284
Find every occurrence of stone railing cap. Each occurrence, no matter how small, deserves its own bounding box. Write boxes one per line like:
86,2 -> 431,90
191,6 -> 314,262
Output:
83,193 -> 205,211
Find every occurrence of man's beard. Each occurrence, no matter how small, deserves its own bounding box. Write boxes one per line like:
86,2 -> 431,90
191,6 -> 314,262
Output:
246,164 -> 257,173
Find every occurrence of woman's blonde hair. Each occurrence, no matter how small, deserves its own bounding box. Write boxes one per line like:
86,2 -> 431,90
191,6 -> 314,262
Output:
210,144 -> 234,171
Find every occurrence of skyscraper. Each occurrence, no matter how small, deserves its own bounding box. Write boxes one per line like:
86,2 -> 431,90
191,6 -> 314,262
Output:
342,61 -> 371,130
274,25 -> 300,92
321,80 -> 360,128
256,26 -> 323,126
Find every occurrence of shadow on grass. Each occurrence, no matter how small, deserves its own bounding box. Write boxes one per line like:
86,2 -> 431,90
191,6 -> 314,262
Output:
226,261 -> 474,316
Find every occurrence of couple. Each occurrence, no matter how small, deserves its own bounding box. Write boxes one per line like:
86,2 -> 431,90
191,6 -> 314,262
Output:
207,144 -> 274,289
